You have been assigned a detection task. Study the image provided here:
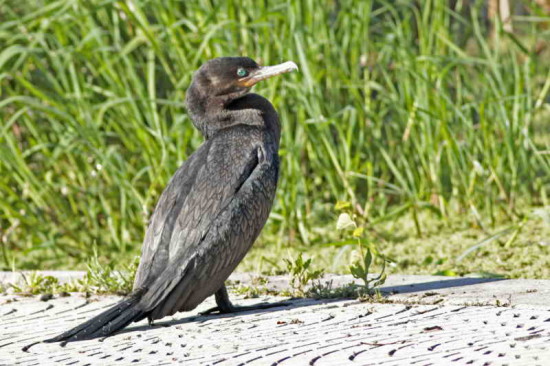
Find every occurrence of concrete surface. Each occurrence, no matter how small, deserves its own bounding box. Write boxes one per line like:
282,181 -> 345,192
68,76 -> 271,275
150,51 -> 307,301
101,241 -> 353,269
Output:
1,273 -> 549,365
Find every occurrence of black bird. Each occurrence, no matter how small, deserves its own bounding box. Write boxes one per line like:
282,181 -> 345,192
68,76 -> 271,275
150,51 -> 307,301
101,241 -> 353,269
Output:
30,57 -> 297,347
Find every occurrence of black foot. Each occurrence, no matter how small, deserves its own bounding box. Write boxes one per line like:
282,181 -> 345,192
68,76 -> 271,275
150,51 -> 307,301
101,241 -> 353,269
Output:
199,284 -> 291,316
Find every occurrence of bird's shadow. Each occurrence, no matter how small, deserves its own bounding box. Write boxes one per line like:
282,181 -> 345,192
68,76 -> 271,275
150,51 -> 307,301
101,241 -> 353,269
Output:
117,276 -> 505,337
119,297 -> 332,336
380,277 -> 505,295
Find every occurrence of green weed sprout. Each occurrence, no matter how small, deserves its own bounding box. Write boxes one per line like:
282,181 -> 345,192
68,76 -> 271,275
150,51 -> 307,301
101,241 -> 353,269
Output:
284,253 -> 324,297
336,201 -> 388,296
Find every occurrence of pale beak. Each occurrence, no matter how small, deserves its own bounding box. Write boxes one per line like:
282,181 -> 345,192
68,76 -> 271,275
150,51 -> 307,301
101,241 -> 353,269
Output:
238,61 -> 298,87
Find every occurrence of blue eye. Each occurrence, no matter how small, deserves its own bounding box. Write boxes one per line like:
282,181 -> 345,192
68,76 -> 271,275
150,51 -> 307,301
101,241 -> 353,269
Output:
237,68 -> 248,77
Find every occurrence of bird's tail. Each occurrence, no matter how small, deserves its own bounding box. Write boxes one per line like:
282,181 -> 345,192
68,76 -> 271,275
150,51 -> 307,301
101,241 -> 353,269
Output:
46,291 -> 147,343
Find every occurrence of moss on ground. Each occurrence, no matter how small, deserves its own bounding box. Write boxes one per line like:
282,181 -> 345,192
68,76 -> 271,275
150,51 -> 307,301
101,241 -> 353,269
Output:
240,208 -> 550,279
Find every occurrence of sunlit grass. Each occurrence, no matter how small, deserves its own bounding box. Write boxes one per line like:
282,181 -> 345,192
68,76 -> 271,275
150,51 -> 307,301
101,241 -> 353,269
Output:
0,0 -> 549,277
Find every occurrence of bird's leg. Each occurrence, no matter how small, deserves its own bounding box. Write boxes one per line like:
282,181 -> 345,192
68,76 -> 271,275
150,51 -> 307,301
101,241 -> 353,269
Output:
200,285 -> 290,316
213,284 -> 235,313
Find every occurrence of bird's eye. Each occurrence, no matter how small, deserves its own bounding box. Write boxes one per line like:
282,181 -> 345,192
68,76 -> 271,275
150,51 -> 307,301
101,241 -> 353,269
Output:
237,68 -> 248,77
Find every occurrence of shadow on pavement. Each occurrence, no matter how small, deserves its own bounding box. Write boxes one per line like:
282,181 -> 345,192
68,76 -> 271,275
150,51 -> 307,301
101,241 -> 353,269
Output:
87,277 -> 508,339
121,297 -> 347,335
381,277 -> 506,295
121,277 -> 508,335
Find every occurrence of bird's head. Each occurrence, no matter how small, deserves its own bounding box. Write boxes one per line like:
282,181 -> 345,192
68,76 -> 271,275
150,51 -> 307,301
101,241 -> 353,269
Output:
186,57 -> 297,139
189,57 -> 298,104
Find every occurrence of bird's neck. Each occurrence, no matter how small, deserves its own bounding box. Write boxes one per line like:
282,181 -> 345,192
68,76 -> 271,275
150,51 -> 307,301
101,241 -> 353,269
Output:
186,86 -> 280,143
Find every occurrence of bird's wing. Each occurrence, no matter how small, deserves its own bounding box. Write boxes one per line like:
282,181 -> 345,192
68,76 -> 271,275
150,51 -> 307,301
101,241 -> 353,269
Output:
132,141 -> 210,288
133,126 -> 261,292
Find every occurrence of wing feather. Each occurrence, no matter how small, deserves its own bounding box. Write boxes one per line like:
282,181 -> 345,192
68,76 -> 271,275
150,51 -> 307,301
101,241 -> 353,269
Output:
133,126 -> 264,297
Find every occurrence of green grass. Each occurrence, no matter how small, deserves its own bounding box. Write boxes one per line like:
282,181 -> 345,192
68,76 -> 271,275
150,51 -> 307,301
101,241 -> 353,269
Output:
1,0 -> 549,278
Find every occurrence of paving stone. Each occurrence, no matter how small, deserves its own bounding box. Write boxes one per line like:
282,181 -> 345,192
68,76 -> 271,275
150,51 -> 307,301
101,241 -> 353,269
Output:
1,274 -> 549,365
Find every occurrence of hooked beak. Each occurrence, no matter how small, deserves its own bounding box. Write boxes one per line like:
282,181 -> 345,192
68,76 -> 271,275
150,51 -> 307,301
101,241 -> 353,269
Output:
237,61 -> 298,87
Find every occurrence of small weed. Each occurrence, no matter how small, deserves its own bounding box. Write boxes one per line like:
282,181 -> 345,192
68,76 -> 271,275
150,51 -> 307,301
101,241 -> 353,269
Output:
335,201 -> 389,296
284,254 -> 324,297
349,247 -> 388,296
78,251 -> 139,295
10,272 -> 62,295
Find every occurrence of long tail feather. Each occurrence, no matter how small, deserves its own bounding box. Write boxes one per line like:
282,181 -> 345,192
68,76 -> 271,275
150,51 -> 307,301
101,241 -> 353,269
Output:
46,292 -> 146,343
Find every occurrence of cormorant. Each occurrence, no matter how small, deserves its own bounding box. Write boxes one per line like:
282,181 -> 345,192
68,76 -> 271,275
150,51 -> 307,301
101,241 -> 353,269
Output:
31,57 -> 297,346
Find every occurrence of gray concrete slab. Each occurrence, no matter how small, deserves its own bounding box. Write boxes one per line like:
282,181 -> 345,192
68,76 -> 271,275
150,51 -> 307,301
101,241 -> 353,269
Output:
1,273 -> 549,365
